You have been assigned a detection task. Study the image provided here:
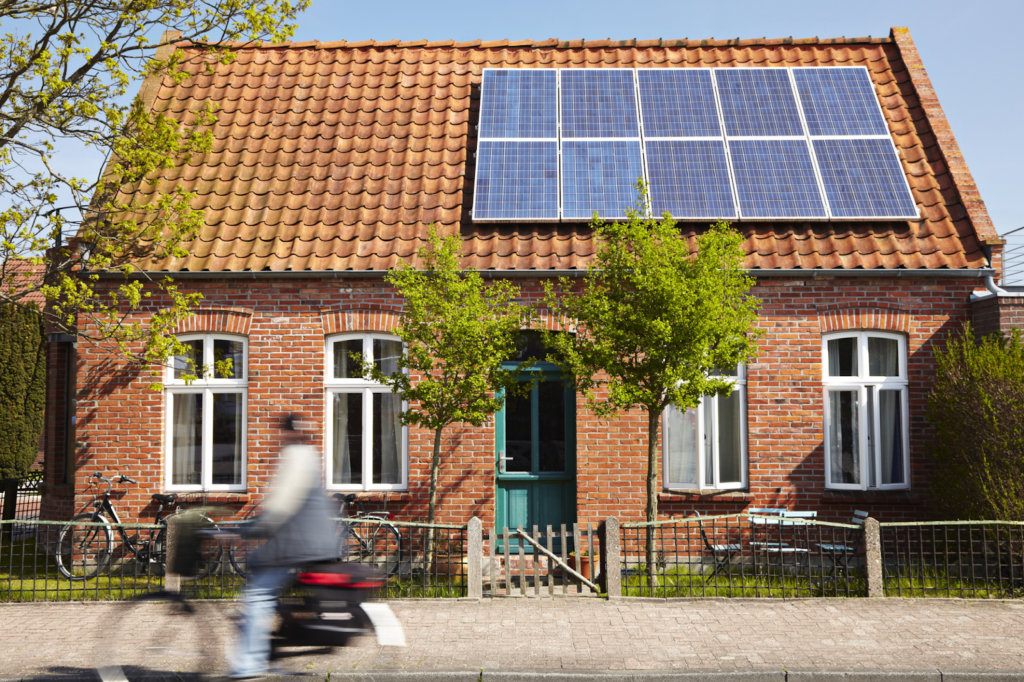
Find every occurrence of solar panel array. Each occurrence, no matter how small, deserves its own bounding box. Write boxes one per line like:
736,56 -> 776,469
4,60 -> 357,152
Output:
473,66 -> 918,222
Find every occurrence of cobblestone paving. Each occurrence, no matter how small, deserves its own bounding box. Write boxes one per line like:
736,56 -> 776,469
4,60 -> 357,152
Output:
1,598 -> 1023,678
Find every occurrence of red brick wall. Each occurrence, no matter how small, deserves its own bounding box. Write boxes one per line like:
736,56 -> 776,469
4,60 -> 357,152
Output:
971,295 -> 1024,338
53,274 -> 982,526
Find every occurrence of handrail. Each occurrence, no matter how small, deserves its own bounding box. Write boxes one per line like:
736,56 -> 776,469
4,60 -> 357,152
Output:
879,520 -> 1024,527
622,513 -> 861,530
337,517 -> 467,530
0,519 -> 162,529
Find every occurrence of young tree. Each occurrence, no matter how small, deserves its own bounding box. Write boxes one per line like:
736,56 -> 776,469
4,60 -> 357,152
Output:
544,185 -> 761,574
361,226 -> 535,559
927,324 -> 1024,521
0,0 -> 310,378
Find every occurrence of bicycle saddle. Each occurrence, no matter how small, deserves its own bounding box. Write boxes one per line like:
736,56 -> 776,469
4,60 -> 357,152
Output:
152,493 -> 178,504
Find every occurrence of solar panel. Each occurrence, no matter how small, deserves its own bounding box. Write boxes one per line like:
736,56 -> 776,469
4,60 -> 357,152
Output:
793,67 -> 888,137
478,70 -> 558,139
645,140 -> 737,219
561,141 -> 644,219
473,141 -> 559,220
813,138 -> 918,218
560,70 -> 640,138
716,69 -> 804,137
637,70 -> 721,138
729,139 -> 827,218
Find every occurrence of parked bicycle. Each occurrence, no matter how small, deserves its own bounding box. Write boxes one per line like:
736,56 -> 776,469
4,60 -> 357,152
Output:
336,493 -> 402,577
55,472 -> 230,581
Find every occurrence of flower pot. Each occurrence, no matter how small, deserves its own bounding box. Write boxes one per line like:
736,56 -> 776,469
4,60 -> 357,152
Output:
568,555 -> 591,581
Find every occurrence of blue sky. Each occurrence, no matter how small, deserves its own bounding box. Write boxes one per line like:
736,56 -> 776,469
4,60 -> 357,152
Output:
290,0 -> 1021,239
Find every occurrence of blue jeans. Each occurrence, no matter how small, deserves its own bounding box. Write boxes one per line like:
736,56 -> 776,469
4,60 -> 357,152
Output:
229,565 -> 293,678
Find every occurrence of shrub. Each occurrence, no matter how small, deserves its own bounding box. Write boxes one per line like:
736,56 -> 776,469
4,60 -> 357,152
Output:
0,304 -> 47,479
927,323 -> 1024,521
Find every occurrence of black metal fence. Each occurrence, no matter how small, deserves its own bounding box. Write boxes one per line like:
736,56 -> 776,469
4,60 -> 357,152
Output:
620,514 -> 867,598
0,472 -> 43,541
879,521 -> 1024,598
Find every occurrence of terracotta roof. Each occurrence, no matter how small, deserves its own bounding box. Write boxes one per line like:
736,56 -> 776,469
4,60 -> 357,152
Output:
2,260 -> 46,309
123,27 -> 995,273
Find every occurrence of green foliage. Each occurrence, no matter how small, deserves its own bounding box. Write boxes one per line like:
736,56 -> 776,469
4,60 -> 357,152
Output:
0,0 -> 310,381
0,303 -> 46,479
544,182 -> 761,532
927,324 -> 1024,521
363,226 -> 535,529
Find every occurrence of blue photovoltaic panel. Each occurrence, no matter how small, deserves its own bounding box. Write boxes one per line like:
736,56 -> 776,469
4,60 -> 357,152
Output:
474,141 -> 559,220
478,70 -> 558,139
730,139 -> 827,218
637,70 -> 721,138
793,68 -> 888,136
560,70 -> 640,138
715,69 -> 804,137
561,141 -> 644,219
645,140 -> 736,218
813,138 -> 918,218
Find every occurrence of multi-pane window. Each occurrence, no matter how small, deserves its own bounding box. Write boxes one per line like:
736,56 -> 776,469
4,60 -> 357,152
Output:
325,334 -> 407,491
165,334 -> 247,491
823,331 -> 909,490
663,366 -> 747,490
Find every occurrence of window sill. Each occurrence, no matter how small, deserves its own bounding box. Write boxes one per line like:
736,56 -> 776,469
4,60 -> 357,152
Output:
660,489 -> 753,501
823,488 -> 917,501
162,491 -> 250,503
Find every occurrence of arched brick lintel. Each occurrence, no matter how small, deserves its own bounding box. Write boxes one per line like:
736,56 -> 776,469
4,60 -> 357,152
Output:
817,305 -> 910,334
321,307 -> 402,335
172,306 -> 253,336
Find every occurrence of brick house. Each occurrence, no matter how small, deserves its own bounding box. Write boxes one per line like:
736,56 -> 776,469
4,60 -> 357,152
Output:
40,26 -> 1018,530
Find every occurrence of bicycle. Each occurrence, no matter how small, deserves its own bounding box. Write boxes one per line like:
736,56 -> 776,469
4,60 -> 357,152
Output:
336,493 -> 402,577
55,472 -> 227,581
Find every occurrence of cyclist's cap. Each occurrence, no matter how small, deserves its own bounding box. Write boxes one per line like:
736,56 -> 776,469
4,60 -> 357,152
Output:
282,414 -> 310,432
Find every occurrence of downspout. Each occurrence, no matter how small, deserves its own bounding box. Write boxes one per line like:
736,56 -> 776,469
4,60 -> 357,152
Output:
985,274 -> 1008,296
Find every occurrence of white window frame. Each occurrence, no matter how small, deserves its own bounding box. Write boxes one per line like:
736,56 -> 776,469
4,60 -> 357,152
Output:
662,366 -> 748,491
164,333 -> 248,492
324,333 -> 409,492
822,331 -> 910,491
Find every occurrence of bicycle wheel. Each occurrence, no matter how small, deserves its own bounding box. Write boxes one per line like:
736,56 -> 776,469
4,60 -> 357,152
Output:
227,543 -> 247,579
153,516 -> 223,580
56,513 -> 113,580
367,523 -> 402,577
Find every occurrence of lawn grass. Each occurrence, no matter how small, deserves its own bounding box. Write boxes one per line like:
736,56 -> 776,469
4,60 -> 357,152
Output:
620,564 -> 867,598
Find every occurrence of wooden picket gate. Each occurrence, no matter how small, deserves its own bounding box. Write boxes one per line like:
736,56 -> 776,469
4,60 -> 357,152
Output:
483,522 -> 601,597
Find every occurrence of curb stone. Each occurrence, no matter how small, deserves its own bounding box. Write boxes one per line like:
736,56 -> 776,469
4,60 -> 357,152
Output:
786,671 -> 941,682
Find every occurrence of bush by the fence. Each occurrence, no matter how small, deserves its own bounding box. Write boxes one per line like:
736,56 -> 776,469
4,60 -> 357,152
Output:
927,324 -> 1024,522
0,303 -> 46,480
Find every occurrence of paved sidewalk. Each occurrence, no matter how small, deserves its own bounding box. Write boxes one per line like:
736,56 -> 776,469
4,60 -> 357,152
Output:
1,598 -> 1023,680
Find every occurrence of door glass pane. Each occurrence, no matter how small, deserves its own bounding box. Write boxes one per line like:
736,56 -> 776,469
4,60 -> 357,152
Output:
504,388 -> 532,472
827,338 -> 858,377
703,400 -> 714,486
538,381 -> 566,472
717,390 -> 743,485
868,337 -> 899,377
373,392 -> 403,484
332,392 -> 363,484
173,340 -> 203,380
211,393 -> 243,485
213,339 -> 245,379
828,390 -> 860,485
666,406 -> 698,486
879,390 -> 904,485
373,339 -> 402,377
171,393 -> 203,485
333,339 -> 363,379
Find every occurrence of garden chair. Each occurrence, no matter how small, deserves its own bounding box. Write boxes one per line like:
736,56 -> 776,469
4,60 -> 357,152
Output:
764,511 -> 817,575
694,511 -> 742,583
815,510 -> 868,576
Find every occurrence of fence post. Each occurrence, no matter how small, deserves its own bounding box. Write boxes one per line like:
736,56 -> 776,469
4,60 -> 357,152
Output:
864,517 -> 883,598
1,478 -> 18,541
599,516 -> 621,599
164,514 -> 181,593
467,517 -> 482,599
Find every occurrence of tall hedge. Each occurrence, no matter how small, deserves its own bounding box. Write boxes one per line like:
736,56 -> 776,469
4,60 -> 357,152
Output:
927,324 -> 1024,521
0,304 -> 47,480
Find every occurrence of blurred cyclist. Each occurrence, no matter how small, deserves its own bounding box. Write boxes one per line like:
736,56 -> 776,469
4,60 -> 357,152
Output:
228,414 -> 337,679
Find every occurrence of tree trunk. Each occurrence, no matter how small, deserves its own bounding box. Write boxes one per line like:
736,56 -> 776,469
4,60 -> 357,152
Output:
426,426 -> 444,566
645,408 -> 660,590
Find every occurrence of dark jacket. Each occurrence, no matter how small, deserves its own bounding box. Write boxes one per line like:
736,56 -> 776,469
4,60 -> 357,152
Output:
244,444 -> 337,568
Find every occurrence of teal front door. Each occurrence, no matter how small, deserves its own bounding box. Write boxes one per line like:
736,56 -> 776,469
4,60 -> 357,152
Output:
495,370 -> 576,549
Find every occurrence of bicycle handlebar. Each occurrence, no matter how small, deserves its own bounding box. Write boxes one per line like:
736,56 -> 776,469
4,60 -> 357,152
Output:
87,472 -> 135,495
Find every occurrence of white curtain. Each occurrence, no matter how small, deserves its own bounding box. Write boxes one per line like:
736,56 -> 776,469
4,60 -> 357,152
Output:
828,391 -> 859,485
376,392 -> 402,484
333,392 -> 353,484
172,393 -> 202,485
666,406 -> 698,486
868,337 -> 899,377
374,339 -> 402,376
879,390 -> 903,484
